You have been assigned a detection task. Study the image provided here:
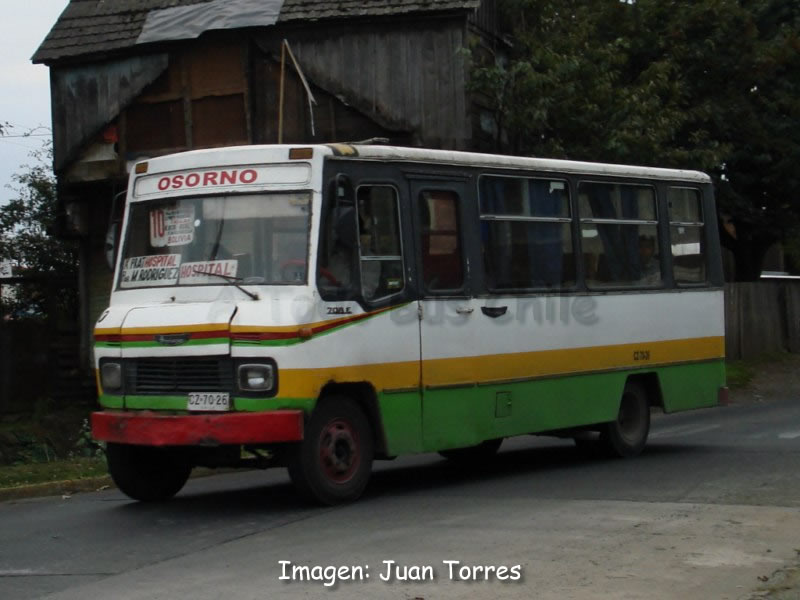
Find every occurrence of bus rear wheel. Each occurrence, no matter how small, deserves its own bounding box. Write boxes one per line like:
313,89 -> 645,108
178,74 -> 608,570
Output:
106,443 -> 192,502
601,381 -> 650,458
288,397 -> 374,505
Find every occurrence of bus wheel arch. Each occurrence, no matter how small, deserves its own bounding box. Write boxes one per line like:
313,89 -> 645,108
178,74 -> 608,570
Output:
288,392 -> 375,505
626,372 -> 664,411
601,378 -> 652,458
317,382 -> 387,456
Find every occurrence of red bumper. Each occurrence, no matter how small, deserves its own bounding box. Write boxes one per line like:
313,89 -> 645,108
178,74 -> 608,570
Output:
92,410 -> 304,446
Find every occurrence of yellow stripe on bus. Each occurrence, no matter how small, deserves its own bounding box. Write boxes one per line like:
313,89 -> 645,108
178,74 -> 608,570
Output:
280,361 -> 421,398
421,336 -> 723,387
278,336 -> 724,398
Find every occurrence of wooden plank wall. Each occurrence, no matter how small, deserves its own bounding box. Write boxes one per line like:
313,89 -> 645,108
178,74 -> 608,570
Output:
786,283 -> 800,354
285,19 -> 471,150
725,282 -> 800,359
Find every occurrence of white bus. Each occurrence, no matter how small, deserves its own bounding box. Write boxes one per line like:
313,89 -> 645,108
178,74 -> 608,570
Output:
93,144 -> 726,504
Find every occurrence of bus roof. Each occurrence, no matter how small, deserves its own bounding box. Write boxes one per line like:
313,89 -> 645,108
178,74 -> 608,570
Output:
136,144 -> 711,185
323,144 -> 712,184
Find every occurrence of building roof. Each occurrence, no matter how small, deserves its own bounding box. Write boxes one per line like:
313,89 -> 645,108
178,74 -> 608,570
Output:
33,0 -> 482,64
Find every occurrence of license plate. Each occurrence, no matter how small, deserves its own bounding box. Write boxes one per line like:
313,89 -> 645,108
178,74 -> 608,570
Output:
188,392 -> 230,412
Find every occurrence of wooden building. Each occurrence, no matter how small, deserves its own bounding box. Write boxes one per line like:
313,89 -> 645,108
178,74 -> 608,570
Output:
33,0 -> 501,366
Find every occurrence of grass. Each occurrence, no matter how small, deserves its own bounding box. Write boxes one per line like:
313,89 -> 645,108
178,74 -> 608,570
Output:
726,360 -> 757,389
727,352 -> 796,389
0,456 -> 107,489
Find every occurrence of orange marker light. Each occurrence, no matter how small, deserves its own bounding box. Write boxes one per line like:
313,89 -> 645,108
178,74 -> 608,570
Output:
289,148 -> 314,160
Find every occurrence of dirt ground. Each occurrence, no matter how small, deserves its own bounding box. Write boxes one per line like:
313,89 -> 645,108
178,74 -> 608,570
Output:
732,354 -> 800,600
729,354 -> 800,405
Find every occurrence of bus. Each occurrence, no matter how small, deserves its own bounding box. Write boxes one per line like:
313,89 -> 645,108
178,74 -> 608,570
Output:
92,144 -> 726,505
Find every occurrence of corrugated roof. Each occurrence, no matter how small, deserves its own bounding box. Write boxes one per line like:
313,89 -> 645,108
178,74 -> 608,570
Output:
33,0 -> 481,64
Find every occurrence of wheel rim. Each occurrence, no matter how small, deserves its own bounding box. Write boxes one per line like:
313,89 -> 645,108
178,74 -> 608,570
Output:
318,418 -> 360,483
617,391 -> 647,444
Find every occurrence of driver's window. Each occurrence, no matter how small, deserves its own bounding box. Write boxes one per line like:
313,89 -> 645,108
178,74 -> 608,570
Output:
317,198 -> 358,300
357,186 -> 405,302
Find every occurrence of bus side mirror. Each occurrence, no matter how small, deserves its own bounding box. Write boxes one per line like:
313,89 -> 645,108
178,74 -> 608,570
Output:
335,173 -> 353,204
330,173 -> 357,248
105,221 -> 119,271
105,191 -> 126,271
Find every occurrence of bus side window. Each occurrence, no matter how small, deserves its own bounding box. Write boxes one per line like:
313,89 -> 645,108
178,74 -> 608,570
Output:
479,175 -> 574,290
317,178 -> 358,299
357,186 -> 405,302
578,182 -> 661,288
668,187 -> 707,284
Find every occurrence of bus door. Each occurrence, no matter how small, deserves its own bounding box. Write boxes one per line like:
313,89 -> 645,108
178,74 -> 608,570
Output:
410,178 -> 487,451
318,167 -> 424,454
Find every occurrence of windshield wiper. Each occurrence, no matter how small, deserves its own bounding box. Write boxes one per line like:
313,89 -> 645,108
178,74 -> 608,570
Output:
190,270 -> 259,300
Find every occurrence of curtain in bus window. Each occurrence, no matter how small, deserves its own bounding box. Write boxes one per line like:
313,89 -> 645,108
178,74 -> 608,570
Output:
480,176 -> 572,289
581,183 -> 659,286
586,184 -> 639,282
420,191 -> 464,291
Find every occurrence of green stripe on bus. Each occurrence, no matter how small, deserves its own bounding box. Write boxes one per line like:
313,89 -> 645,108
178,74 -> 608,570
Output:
98,394 -> 124,409
99,360 -> 723,458
120,395 -> 315,412
376,360 -> 725,456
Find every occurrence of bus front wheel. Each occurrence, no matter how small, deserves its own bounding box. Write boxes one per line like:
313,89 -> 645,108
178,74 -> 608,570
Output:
288,397 -> 374,505
106,443 -> 192,502
601,381 -> 650,458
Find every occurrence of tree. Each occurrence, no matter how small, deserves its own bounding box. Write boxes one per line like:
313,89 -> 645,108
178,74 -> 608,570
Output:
0,140 -> 78,318
470,0 -> 800,280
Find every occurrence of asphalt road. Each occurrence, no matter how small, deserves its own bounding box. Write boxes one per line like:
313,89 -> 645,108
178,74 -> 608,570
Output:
1,390 -> 799,600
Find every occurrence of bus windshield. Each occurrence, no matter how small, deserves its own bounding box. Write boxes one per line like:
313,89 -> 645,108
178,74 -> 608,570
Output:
118,191 -> 311,289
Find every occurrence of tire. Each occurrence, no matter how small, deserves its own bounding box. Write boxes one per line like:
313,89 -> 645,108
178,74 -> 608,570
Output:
106,443 -> 192,502
600,381 -> 651,458
288,396 -> 374,505
439,438 -> 503,464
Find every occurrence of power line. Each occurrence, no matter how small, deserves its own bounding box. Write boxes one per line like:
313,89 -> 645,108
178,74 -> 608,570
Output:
0,139 -> 43,150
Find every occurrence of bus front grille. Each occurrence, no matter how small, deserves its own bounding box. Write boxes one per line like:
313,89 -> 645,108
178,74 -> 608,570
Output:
124,358 -> 233,394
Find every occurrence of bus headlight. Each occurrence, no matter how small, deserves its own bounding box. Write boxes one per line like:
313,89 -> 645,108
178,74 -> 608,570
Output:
238,364 -> 274,392
101,362 -> 122,392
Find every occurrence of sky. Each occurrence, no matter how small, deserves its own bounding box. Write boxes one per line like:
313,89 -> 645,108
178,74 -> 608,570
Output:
0,0 -> 69,205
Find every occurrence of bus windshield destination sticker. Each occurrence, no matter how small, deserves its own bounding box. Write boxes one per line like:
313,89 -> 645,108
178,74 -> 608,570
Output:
120,254 -> 181,288
179,260 -> 239,284
150,206 -> 195,247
